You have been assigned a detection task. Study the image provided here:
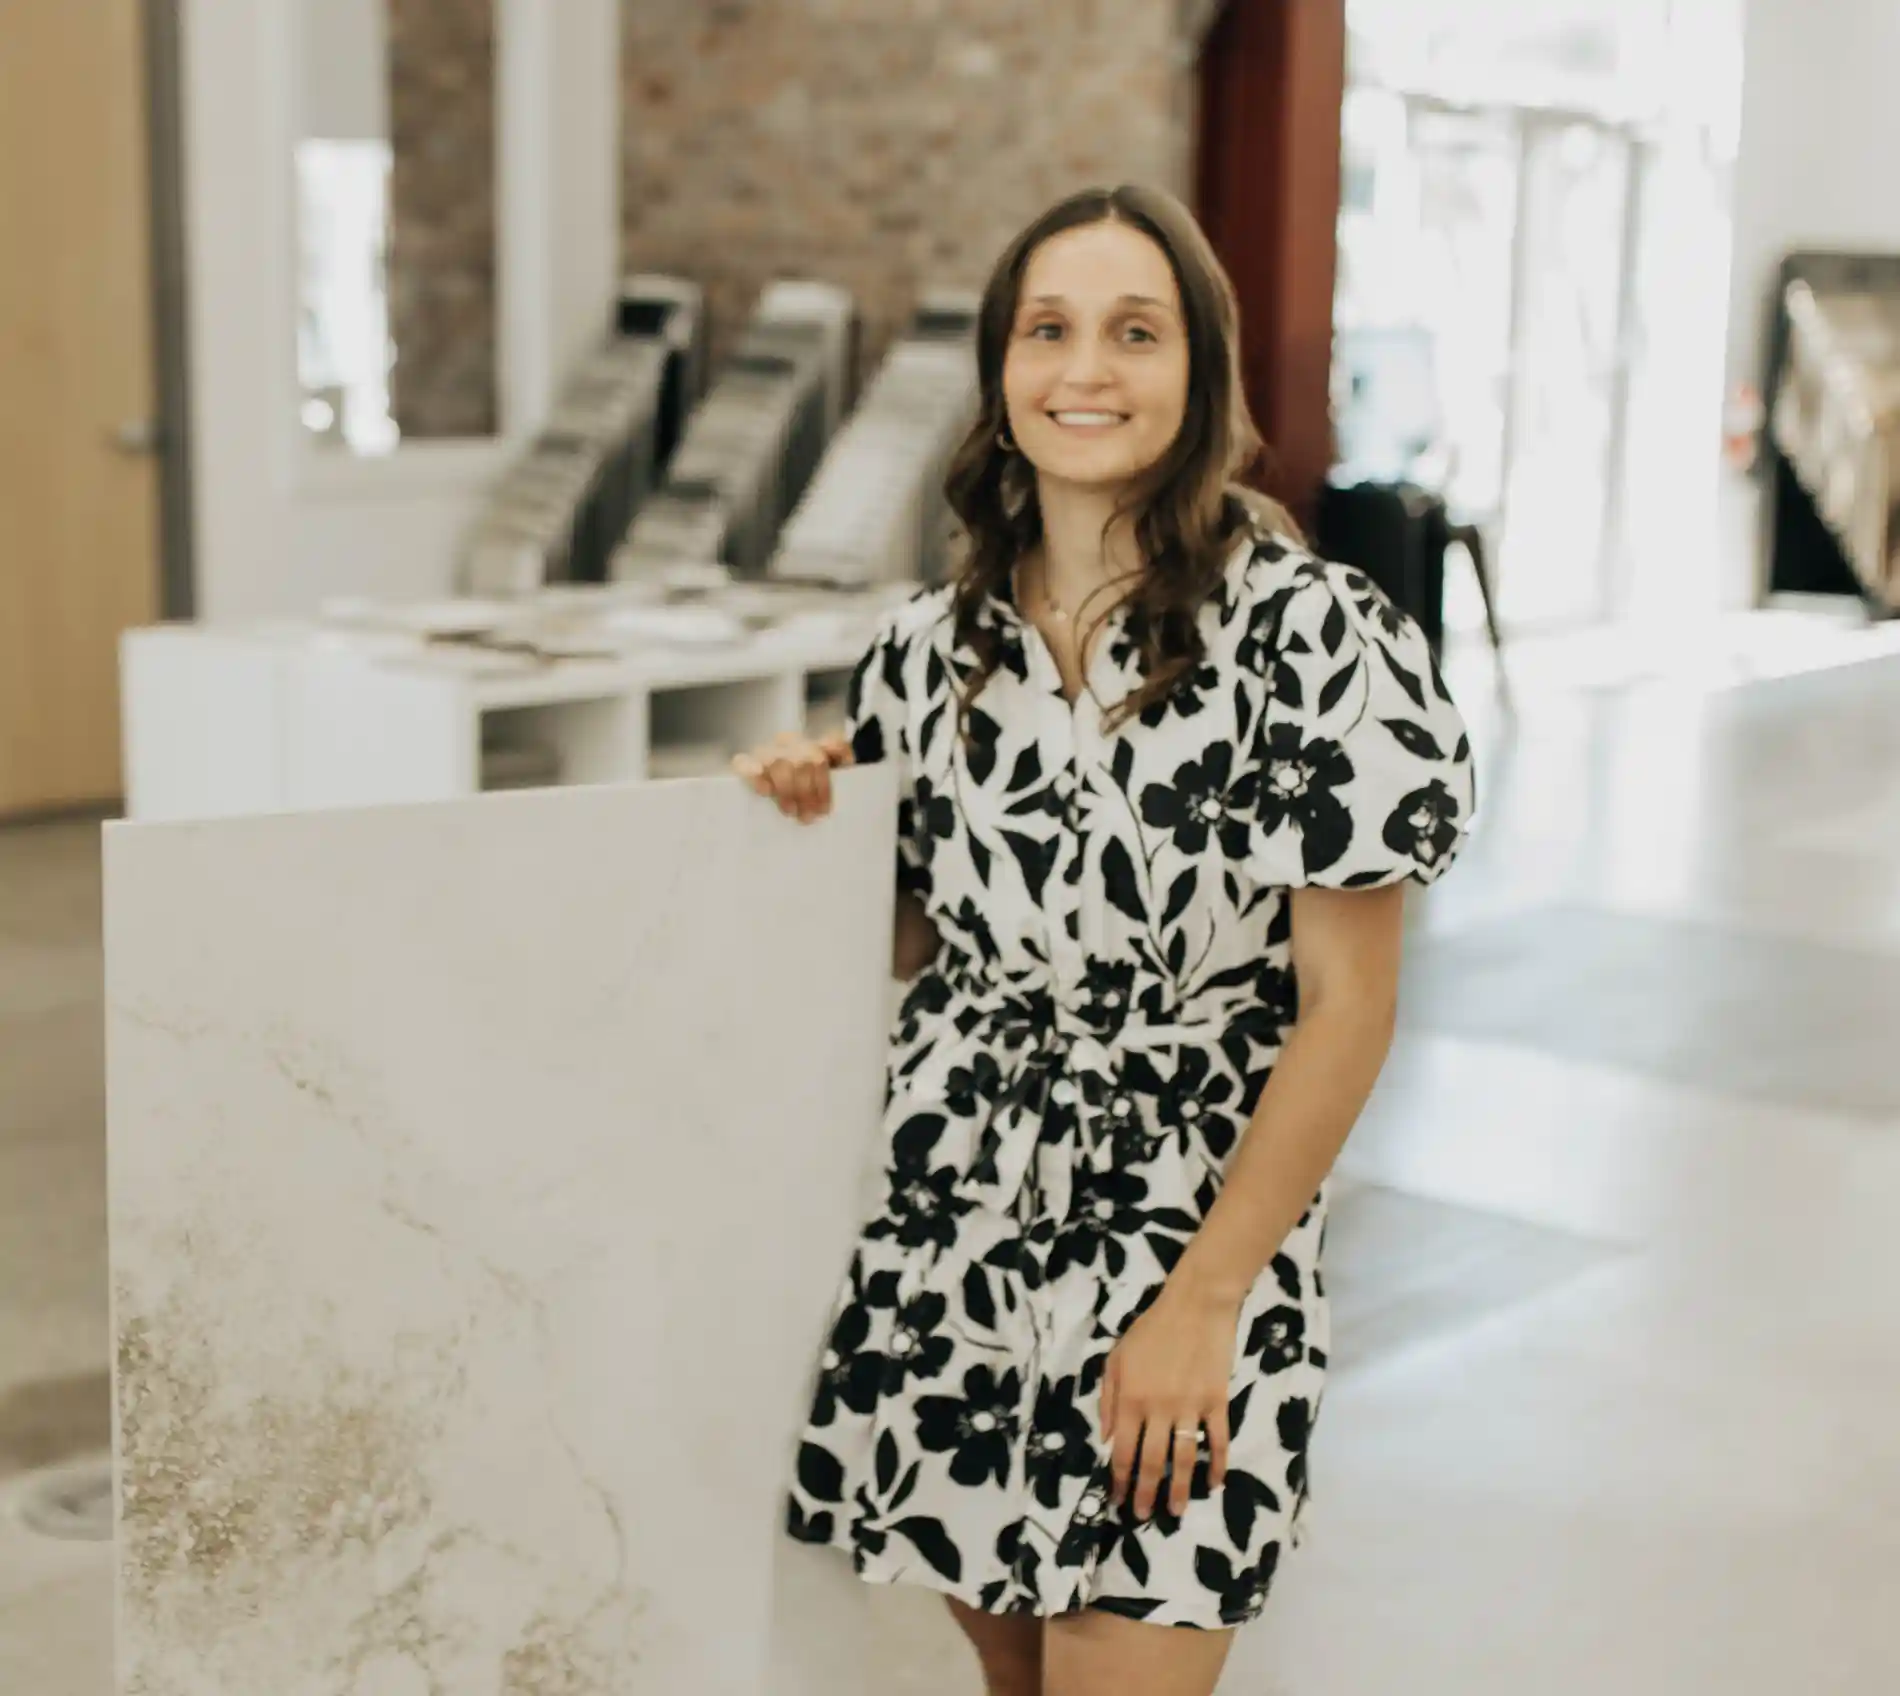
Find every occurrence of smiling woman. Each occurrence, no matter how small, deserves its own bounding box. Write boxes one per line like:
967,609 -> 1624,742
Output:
740,183 -> 1477,1696
946,186 -> 1302,730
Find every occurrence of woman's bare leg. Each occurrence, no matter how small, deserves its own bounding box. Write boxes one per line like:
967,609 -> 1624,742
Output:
1043,1607 -> 1234,1696
943,1595 -> 1043,1696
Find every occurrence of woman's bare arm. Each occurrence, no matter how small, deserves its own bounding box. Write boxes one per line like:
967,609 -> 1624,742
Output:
892,891 -> 942,981
1169,882 -> 1407,1307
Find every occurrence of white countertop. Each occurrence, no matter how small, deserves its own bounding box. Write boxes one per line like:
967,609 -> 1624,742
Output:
128,579 -> 918,708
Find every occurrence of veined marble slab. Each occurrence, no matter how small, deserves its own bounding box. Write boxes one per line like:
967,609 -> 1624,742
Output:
103,769 -> 952,1695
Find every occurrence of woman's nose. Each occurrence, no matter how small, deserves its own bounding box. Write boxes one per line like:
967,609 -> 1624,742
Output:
1060,335 -> 1111,388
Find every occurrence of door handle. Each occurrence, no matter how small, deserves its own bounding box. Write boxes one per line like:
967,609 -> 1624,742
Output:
110,419 -> 163,455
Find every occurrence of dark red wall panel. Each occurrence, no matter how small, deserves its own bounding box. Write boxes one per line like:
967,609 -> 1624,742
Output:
1195,0 -> 1346,526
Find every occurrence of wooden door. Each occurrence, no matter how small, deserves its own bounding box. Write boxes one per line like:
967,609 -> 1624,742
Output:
0,0 -> 161,817
1195,0 -> 1348,528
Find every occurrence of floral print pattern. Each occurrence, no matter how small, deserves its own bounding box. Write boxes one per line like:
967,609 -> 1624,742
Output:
785,531 -> 1476,1628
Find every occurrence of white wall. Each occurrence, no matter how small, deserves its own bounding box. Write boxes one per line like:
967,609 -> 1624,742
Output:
1720,0 -> 1900,602
1725,0 -> 1900,385
299,0 -> 388,143
179,0 -> 621,622
545,0 -> 625,400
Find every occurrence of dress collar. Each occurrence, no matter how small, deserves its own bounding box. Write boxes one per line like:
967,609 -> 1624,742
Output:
966,529 -> 1269,678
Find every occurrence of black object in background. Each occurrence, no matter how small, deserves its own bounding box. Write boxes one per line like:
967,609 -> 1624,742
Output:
1316,479 -> 1451,654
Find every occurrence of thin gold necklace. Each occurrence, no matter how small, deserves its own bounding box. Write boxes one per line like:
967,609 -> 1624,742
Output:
1026,555 -> 1077,624
1029,555 -> 1137,627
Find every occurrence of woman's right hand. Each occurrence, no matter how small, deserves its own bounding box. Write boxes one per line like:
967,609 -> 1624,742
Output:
731,732 -> 855,824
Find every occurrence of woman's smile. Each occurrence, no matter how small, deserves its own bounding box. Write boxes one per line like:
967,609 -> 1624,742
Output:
1049,409 -> 1131,433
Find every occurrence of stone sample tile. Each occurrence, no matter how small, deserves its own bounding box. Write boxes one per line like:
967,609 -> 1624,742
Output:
104,771 -> 898,1694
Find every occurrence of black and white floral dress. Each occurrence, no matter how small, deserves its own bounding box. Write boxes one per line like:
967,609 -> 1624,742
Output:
785,530 -> 1475,1629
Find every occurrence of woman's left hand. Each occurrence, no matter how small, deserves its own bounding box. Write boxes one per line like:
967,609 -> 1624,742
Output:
1100,1284 -> 1243,1520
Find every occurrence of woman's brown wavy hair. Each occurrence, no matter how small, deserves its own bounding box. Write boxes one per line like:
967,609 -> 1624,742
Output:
943,182 -> 1302,731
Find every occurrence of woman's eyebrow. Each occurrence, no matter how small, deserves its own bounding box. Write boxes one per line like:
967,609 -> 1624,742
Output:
1028,293 -> 1180,313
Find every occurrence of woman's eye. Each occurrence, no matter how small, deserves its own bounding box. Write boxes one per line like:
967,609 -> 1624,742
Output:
1021,319 -> 1159,345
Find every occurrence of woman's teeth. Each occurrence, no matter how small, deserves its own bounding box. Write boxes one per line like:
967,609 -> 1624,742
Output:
1052,412 -> 1125,426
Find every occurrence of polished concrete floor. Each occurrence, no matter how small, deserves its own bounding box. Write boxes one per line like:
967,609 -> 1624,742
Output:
3,610 -> 1899,1693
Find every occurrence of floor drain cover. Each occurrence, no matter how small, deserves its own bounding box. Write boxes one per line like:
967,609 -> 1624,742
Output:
15,1457 -> 113,1542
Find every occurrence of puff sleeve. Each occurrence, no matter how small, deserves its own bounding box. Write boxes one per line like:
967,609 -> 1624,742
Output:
843,608 -> 931,899
1238,561 -> 1476,890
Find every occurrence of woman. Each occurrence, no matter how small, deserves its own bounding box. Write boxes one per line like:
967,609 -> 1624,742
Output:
734,184 -> 1474,1696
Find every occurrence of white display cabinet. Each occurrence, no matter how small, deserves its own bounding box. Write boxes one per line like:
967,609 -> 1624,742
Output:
120,615 -> 880,823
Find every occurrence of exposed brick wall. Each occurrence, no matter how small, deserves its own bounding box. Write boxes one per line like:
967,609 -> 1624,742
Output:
386,0 -> 499,438
620,0 -> 1195,388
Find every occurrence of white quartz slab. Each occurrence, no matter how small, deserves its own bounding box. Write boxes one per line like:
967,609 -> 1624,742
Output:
103,769 -> 956,1694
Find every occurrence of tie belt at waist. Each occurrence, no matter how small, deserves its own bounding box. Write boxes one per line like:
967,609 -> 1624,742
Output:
935,962 -> 1250,1049
957,991 -> 1252,1221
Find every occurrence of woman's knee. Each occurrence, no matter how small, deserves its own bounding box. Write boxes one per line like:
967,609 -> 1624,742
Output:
1042,1606 -> 1233,1696
943,1595 -> 1043,1694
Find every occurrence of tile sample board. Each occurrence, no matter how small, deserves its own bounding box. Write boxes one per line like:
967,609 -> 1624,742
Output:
103,769 -> 943,1694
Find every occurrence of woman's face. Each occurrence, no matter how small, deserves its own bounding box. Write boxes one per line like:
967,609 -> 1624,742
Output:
1001,220 -> 1192,496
